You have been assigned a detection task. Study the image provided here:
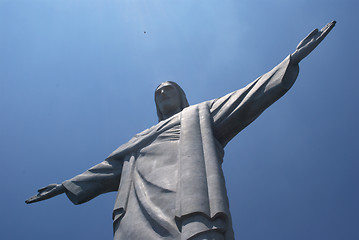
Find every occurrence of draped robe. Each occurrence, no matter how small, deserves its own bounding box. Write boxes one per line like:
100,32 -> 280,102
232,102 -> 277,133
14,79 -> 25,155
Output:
62,56 -> 299,239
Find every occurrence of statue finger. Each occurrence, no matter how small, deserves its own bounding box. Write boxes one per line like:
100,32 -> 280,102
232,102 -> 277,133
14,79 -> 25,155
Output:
317,21 -> 336,43
320,21 -> 336,33
25,194 -> 42,204
38,184 -> 57,192
25,196 -> 33,204
37,187 -> 49,193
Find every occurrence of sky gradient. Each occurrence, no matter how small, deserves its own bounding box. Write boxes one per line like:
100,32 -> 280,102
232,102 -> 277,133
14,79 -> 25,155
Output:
1,0 -> 358,239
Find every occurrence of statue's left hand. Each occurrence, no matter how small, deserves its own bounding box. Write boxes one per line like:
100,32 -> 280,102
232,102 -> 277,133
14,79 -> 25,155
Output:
291,21 -> 336,64
25,183 -> 65,204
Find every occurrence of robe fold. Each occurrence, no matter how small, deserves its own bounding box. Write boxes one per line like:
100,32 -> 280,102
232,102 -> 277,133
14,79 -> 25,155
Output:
62,55 -> 299,239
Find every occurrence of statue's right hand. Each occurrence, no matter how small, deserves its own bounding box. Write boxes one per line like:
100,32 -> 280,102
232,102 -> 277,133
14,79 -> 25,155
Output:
25,184 -> 65,204
291,21 -> 336,64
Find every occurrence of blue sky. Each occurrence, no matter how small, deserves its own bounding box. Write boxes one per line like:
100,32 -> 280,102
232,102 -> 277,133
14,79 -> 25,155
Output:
1,0 -> 358,239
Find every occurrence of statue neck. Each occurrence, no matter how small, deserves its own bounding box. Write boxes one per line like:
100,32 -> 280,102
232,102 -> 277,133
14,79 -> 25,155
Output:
162,108 -> 181,120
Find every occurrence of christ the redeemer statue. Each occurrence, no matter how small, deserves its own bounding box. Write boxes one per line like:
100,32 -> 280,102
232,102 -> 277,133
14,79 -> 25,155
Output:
26,21 -> 335,240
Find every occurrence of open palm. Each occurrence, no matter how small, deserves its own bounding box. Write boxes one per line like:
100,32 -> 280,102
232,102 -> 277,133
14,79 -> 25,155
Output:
291,21 -> 336,64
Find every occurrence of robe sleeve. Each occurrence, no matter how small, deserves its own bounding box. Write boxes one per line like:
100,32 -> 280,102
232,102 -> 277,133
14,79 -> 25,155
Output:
62,156 -> 124,205
210,55 -> 299,147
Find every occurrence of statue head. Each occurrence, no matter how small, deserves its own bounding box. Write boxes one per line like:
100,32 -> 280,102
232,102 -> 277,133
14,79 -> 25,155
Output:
155,81 -> 189,122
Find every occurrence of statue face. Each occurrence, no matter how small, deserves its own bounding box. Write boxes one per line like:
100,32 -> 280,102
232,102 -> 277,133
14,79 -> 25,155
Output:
155,82 -> 182,118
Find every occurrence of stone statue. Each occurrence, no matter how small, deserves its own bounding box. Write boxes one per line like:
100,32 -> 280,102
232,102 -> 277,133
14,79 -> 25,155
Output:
26,21 -> 336,240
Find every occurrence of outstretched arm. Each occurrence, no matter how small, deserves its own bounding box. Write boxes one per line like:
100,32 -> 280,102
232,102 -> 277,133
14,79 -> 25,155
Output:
291,21 -> 336,64
210,21 -> 336,146
25,156 -> 124,205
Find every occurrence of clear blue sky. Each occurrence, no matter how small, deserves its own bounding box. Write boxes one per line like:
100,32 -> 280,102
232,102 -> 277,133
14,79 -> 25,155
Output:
1,0 -> 358,239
